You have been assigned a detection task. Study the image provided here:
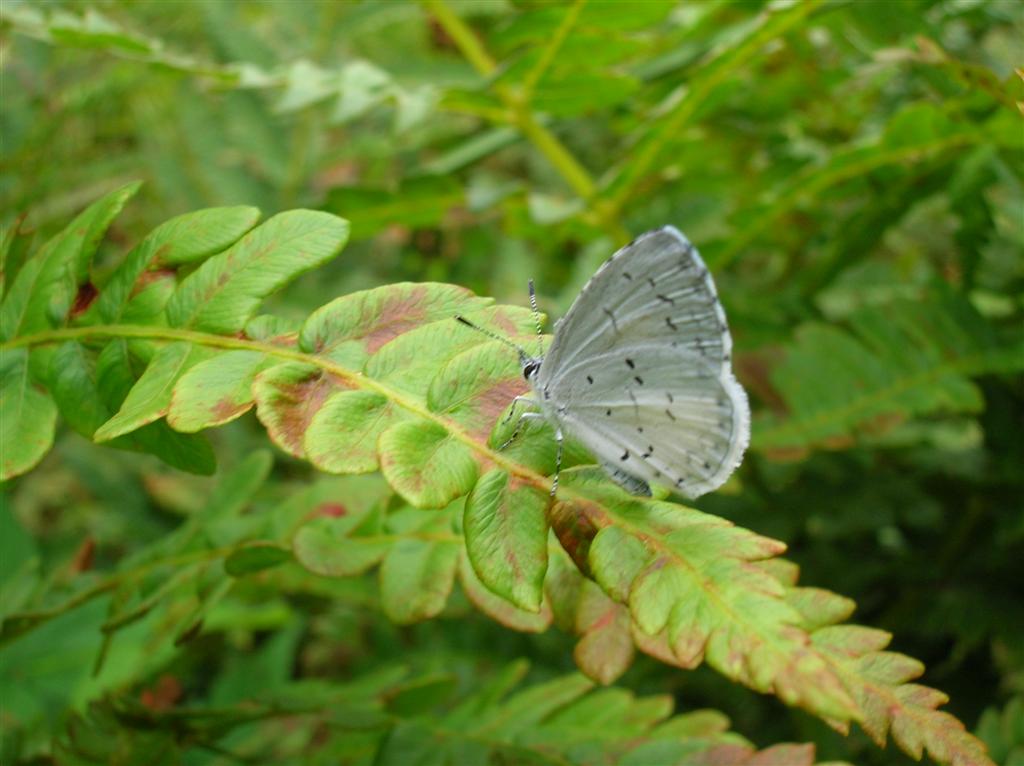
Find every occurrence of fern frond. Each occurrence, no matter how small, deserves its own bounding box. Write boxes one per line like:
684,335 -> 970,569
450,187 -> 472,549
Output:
975,696 -> 1024,766
54,663 -> 821,766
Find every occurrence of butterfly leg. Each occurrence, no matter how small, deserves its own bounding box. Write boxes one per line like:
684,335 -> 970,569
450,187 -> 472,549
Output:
550,428 -> 564,497
502,395 -> 536,425
498,412 -> 543,451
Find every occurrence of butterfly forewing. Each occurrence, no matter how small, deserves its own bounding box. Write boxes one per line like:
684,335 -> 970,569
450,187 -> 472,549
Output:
541,227 -> 732,375
535,226 -> 749,498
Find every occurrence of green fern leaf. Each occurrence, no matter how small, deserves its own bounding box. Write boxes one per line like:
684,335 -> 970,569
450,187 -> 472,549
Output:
814,626 -> 994,765
379,419 -> 479,508
253,283 -> 505,466
379,505 -> 461,624
0,181 -> 139,340
49,656 -> 817,766
976,697 -> 1024,766
165,209 -> 349,333
292,504 -> 391,578
542,548 -> 637,685
372,663 -> 815,766
429,338 -> 533,442
223,542 -> 291,576
706,104 -> 986,269
94,209 -> 350,442
93,342 -> 210,442
557,467 -> 859,720
167,349 -> 268,432
95,205 -> 260,323
252,361 -> 329,458
93,339 -> 216,474
47,341 -> 112,438
304,390 -> 398,472
464,469 -> 549,612
0,347 -> 58,480
45,338 -> 216,472
0,217 -> 35,302
458,549 -> 553,633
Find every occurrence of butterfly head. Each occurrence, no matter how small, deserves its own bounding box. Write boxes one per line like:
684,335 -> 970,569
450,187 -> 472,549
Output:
521,355 -> 542,381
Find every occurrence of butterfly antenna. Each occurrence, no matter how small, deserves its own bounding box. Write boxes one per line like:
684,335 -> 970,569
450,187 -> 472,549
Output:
528,279 -> 543,356
454,315 -> 528,359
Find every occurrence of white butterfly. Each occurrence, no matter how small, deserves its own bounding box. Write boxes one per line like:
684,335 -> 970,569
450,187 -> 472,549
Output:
460,226 -> 750,499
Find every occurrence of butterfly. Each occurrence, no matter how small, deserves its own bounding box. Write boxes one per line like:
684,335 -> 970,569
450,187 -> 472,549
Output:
458,226 -> 750,499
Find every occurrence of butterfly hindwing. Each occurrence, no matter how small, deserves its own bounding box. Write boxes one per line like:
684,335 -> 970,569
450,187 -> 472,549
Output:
599,458 -> 652,497
554,343 -> 747,498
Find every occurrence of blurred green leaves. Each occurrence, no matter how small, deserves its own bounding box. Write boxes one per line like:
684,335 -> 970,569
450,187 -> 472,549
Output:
755,285 -> 1024,453
2,1 -> 1021,765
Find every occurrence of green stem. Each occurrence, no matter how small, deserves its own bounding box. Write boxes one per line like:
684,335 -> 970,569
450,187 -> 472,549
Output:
513,112 -> 596,200
710,132 -> 979,269
521,0 -> 587,97
1,324 -> 557,494
422,0 -> 627,243
605,0 -> 825,218
422,0 -> 497,75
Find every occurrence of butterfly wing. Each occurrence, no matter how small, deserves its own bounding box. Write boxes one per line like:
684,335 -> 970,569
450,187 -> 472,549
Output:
551,342 -> 748,498
535,227 -> 749,498
541,226 -> 733,373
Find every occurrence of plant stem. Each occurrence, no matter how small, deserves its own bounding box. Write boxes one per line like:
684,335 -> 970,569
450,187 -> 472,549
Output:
521,0 -> 587,97
2,324 -> 556,495
513,111 -> 595,201
605,0 -> 825,219
423,0 -> 497,76
422,0 -> 628,243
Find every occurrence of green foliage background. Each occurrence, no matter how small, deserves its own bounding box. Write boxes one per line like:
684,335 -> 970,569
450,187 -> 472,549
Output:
1,1 -> 1022,764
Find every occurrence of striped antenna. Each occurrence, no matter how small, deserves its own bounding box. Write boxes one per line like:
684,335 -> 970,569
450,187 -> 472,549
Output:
528,279 -> 543,356
454,315 -> 528,357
